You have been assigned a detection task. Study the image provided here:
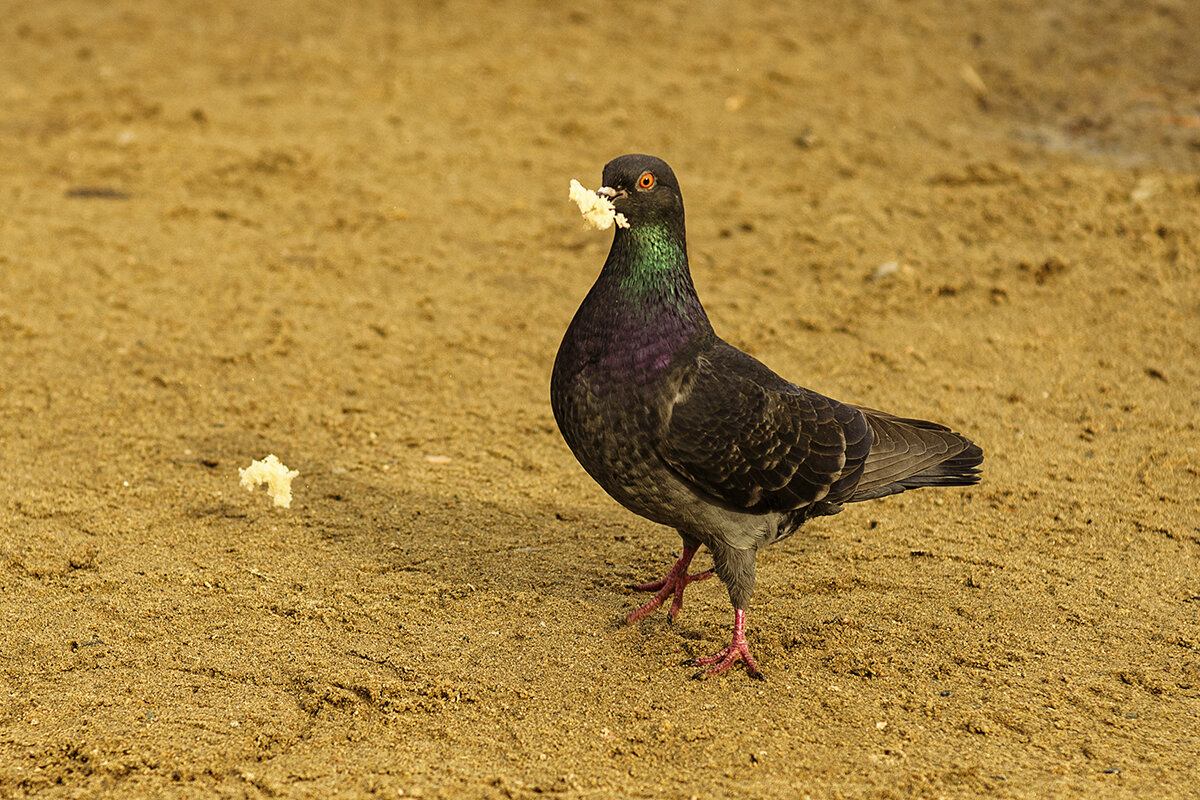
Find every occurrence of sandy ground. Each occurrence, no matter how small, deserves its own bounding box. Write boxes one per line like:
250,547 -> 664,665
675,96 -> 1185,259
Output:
2,1 -> 1199,797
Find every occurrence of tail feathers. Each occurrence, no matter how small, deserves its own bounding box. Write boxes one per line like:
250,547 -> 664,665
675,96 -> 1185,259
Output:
848,406 -> 983,503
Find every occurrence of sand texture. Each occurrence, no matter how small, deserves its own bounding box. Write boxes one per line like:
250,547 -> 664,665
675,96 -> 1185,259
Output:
2,1 -> 1198,797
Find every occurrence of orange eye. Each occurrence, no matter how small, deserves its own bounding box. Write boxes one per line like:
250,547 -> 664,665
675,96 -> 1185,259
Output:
637,171 -> 655,189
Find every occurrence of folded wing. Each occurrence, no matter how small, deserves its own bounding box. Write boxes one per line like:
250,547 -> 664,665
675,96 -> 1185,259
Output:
660,340 -> 871,513
660,340 -> 982,512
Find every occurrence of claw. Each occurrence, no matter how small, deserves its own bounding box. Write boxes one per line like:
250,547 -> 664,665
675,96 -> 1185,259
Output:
626,546 -> 711,623
629,577 -> 668,592
690,609 -> 762,679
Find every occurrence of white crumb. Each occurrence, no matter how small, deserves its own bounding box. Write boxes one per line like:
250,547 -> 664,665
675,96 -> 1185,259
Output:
239,455 -> 299,508
569,179 -> 628,230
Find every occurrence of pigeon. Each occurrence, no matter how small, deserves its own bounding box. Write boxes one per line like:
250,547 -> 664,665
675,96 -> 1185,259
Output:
551,154 -> 983,679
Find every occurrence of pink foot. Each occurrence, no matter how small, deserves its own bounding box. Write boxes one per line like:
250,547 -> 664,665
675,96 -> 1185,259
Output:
692,609 -> 763,679
626,546 -> 713,623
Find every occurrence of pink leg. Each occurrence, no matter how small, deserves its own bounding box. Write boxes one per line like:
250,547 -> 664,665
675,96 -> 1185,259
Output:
626,546 -> 713,623
692,608 -> 762,679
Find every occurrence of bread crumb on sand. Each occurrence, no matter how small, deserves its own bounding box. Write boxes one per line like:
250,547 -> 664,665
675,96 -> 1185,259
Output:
569,179 -> 628,230
239,455 -> 299,508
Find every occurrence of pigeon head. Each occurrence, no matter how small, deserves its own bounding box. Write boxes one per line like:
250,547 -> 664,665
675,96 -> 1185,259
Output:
600,154 -> 684,229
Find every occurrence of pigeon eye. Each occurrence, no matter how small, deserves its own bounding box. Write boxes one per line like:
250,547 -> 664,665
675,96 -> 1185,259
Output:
637,172 -> 655,190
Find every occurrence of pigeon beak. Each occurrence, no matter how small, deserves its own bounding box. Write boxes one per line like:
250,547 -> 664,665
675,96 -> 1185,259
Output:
597,186 -> 626,201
